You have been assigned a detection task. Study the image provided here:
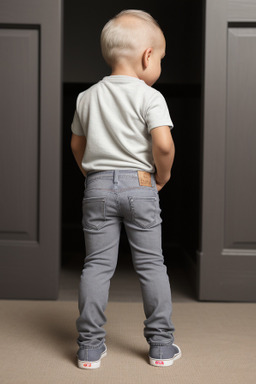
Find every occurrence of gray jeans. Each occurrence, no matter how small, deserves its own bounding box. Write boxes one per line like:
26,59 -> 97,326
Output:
76,170 -> 175,348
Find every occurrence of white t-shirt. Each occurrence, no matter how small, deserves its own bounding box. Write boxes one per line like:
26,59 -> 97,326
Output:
71,75 -> 173,173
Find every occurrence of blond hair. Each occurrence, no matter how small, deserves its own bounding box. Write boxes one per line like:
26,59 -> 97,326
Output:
101,9 -> 163,66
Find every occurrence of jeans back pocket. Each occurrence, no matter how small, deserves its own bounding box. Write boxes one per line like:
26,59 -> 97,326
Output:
128,196 -> 157,229
82,197 -> 106,230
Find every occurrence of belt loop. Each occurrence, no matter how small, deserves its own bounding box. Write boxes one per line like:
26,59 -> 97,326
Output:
151,173 -> 155,187
113,170 -> 119,184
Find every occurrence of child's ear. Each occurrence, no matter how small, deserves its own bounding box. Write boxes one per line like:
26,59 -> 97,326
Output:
142,48 -> 153,69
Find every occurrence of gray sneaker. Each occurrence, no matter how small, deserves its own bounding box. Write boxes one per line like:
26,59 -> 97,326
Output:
77,344 -> 107,369
149,343 -> 181,367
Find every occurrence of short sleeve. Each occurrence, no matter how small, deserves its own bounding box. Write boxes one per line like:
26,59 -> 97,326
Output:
145,91 -> 174,133
71,110 -> 85,136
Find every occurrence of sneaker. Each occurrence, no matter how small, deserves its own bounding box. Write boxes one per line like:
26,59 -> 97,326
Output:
77,344 -> 107,369
149,343 -> 181,367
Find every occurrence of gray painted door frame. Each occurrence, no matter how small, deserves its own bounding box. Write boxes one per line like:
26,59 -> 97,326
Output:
198,0 -> 256,301
0,0 -> 62,299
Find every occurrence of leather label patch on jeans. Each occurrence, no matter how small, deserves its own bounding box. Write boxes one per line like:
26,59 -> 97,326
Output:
138,171 -> 152,187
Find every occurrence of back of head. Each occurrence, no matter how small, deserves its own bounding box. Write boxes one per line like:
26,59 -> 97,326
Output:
101,9 -> 163,67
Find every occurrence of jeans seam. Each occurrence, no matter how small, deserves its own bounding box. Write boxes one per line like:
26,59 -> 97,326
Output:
148,341 -> 173,346
79,345 -> 103,350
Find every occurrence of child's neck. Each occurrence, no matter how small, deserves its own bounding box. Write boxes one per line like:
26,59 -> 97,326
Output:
111,64 -> 139,79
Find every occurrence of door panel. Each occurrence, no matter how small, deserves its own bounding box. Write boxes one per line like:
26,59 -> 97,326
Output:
0,0 -> 62,299
199,0 -> 256,301
225,27 -> 256,250
0,27 -> 39,242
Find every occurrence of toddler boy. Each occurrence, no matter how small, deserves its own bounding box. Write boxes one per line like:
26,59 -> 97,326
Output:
71,9 -> 181,369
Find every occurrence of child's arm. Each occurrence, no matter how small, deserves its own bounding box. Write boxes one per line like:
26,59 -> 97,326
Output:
71,133 -> 87,176
151,126 -> 175,191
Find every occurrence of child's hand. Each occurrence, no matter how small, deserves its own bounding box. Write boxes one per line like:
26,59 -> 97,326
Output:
155,181 -> 165,192
155,173 -> 170,191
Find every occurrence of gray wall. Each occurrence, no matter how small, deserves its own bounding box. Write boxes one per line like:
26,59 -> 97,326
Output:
63,0 -> 202,84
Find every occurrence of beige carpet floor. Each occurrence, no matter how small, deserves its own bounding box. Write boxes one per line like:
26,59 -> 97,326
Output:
0,300 -> 256,384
